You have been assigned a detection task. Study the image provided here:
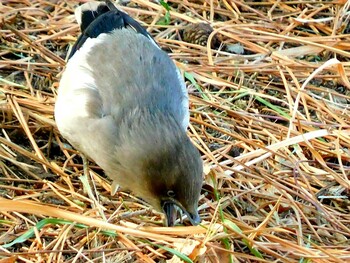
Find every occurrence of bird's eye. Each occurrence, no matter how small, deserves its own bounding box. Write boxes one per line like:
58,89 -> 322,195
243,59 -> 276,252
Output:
167,190 -> 175,197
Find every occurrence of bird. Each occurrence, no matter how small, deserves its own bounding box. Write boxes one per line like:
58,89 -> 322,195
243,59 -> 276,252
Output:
54,0 -> 203,226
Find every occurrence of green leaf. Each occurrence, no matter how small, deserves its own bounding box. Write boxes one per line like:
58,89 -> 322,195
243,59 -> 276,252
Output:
159,0 -> 170,11
2,218 -> 116,248
299,235 -> 312,263
242,239 -> 264,258
0,77 -> 27,89
222,219 -> 242,234
254,95 -> 290,119
143,240 -> 193,263
209,173 -> 234,263
0,219 -> 14,225
184,72 -> 210,101
157,0 -> 171,25
223,218 -> 264,259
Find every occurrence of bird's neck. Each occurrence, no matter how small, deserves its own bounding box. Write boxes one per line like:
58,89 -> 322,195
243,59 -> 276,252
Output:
112,106 -> 188,176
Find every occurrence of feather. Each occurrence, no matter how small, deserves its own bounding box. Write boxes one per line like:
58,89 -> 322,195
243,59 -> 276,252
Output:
55,0 -> 203,226
69,0 -> 157,59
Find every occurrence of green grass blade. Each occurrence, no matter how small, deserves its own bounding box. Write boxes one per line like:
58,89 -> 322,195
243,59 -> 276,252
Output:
184,72 -> 210,101
2,218 -> 116,248
143,240 -> 193,263
254,95 -> 290,119
157,0 -> 171,25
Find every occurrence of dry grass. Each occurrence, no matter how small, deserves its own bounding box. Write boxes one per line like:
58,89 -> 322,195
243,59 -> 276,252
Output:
1,0 -> 350,262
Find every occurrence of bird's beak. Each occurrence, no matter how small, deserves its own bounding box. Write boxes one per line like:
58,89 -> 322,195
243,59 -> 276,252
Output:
162,200 -> 200,226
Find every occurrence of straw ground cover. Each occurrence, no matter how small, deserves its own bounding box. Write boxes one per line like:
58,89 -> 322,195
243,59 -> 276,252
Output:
1,0 -> 350,262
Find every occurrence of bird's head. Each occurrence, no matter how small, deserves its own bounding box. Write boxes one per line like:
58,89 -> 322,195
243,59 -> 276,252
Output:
113,109 -> 203,226
141,136 -> 203,226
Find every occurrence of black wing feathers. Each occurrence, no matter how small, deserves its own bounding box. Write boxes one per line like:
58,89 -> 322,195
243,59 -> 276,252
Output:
69,0 -> 157,59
